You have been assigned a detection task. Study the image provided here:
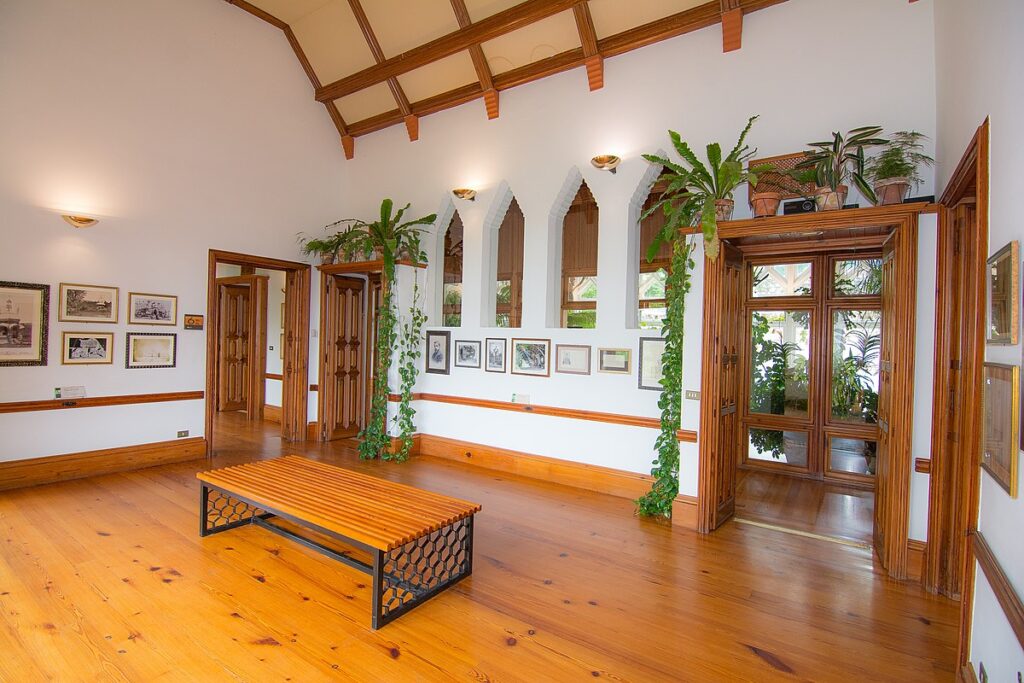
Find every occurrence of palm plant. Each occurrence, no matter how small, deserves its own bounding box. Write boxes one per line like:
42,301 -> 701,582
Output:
643,115 -> 769,260
795,126 -> 888,207
334,199 -> 434,267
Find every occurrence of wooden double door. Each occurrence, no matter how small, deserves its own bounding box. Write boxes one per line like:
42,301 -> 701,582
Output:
216,275 -> 268,419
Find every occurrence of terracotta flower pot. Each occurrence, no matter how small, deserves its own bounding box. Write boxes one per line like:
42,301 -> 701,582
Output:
874,177 -> 911,206
751,192 -> 782,218
714,198 -> 735,221
813,185 -> 849,212
320,251 -> 336,265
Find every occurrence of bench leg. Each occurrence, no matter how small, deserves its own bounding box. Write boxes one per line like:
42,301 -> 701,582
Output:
198,484 -> 267,537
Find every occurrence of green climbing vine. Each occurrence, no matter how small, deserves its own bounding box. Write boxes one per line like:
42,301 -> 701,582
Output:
389,273 -> 426,461
359,252 -> 398,460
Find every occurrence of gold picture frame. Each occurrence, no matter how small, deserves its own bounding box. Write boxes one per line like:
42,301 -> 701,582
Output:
986,241 -> 1019,345
58,283 -> 118,323
128,292 -> 178,326
982,362 -> 1019,498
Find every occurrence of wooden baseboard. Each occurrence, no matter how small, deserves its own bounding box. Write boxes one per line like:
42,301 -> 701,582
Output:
306,421 -> 319,441
907,539 -> 927,582
672,494 -> 698,530
974,530 -> 1024,650
959,663 -> 979,683
0,437 -> 207,491
264,404 -> 282,423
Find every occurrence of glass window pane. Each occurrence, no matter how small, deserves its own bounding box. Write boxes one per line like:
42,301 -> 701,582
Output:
834,258 -> 882,296
496,279 -> 512,304
495,313 -> 510,328
567,276 -> 598,302
748,428 -> 808,467
831,309 -> 881,424
639,270 -> 667,300
752,262 -> 812,298
639,306 -> 666,330
749,310 -> 811,418
442,283 -> 462,328
829,436 -> 877,475
563,309 -> 596,329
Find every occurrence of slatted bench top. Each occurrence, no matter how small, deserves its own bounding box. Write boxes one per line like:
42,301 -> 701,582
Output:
197,455 -> 481,551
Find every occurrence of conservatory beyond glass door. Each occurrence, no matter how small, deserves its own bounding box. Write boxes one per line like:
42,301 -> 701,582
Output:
741,253 -> 882,484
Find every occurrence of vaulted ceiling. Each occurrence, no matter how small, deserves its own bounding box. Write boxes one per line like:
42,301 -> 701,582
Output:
227,0 -> 787,159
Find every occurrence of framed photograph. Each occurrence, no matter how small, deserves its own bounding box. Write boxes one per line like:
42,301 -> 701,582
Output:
511,338 -> 550,377
598,348 -> 632,374
555,344 -> 590,375
58,283 -> 118,323
485,338 -> 506,373
125,332 -> 177,369
62,332 -> 114,365
280,303 -> 285,330
0,281 -> 49,366
425,330 -> 451,375
638,337 -> 667,390
982,363 -> 1019,497
986,241 -> 1019,345
454,340 -> 482,368
183,314 -> 204,330
279,333 -> 284,360
128,292 -> 177,326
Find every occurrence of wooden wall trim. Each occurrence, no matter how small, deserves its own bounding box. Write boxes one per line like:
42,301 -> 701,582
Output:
265,372 -> 284,381
0,437 -> 206,491
915,458 -> 931,474
959,664 -> 980,683
264,404 -> 282,423
973,531 -> 1024,650
907,539 -> 927,582
385,392 -> 698,441
0,391 -> 204,415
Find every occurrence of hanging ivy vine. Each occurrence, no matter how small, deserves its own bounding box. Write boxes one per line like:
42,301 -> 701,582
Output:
389,273 -> 426,461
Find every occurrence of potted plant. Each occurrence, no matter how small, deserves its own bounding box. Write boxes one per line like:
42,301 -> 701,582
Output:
796,126 -> 888,211
750,190 -> 782,218
298,232 -> 344,264
864,131 -> 934,205
643,115 -> 769,259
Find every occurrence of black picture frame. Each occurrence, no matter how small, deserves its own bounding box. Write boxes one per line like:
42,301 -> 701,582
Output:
0,281 -> 50,367
425,330 -> 451,375
485,337 -> 506,373
454,340 -> 482,368
125,332 -> 177,369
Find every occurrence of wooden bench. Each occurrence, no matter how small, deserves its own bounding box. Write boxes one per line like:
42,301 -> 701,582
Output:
196,455 -> 481,629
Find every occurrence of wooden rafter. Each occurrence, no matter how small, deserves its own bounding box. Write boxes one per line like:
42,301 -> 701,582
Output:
346,0 -> 419,142
572,2 -> 603,91
720,0 -> 743,52
449,0 -> 499,119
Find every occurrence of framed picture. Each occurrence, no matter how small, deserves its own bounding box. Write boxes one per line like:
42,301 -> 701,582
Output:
280,302 -> 285,330
638,337 -> 667,390
986,241 -> 1019,344
279,333 -> 284,360
555,344 -> 590,375
61,332 -> 114,365
58,283 -> 118,323
125,332 -> 177,369
981,363 -> 1019,497
183,314 -> 204,330
598,348 -> 631,374
0,281 -> 49,366
425,330 -> 451,375
128,292 -> 177,326
485,338 -> 506,373
511,338 -> 550,377
454,340 -> 482,368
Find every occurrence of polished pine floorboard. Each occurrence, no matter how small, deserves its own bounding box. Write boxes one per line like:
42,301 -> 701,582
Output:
0,414 -> 956,681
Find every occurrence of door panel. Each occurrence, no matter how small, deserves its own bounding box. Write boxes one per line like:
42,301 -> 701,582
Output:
218,284 -> 249,412
324,276 -> 366,440
714,243 -> 744,526
873,235 -> 896,566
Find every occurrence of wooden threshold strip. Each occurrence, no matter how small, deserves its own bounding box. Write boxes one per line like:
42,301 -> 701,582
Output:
0,391 -> 205,415
387,392 -> 698,442
973,530 -> 1024,649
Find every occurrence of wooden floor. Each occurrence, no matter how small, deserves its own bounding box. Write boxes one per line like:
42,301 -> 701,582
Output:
735,469 -> 875,545
0,413 -> 957,681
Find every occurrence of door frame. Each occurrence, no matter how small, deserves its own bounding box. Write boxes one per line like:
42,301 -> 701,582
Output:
205,249 -> 311,456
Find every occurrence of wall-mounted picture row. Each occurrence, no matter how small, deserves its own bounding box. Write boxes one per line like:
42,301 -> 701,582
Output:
55,284 -> 178,326
55,332 -> 178,368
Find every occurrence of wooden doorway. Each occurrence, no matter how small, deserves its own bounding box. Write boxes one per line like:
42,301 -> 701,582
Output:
205,250 -> 311,456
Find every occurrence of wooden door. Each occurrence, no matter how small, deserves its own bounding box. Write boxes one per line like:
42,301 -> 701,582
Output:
873,235 -> 897,567
281,267 -> 310,442
218,283 -> 249,412
323,276 -> 366,440
713,243 -> 744,527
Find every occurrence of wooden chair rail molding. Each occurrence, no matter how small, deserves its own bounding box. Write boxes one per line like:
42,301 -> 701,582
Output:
973,531 -> 1024,650
386,392 -> 698,442
0,391 -> 204,415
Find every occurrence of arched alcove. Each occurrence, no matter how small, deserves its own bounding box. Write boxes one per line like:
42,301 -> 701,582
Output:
440,211 -> 464,327
546,167 -> 601,329
481,181 -> 525,328
626,151 -> 672,329
428,195 -> 457,325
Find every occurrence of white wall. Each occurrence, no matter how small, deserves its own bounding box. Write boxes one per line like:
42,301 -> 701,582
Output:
935,0 -> 1024,677
0,0 -> 345,460
337,0 -> 937,497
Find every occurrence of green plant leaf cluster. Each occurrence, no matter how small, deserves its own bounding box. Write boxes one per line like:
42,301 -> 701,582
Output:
864,130 -> 934,189
390,274 -> 426,462
794,126 -> 888,203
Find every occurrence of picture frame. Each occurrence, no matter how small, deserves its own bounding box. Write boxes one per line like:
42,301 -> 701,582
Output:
982,362 -> 1019,498
638,337 -> 667,390
279,333 -> 284,360
485,338 -> 506,373
183,314 -> 204,330
61,331 -> 114,365
280,302 -> 285,330
0,281 -> 49,367
986,240 -> 1019,345
511,338 -> 550,377
128,292 -> 178,326
454,340 -> 482,368
555,344 -> 590,375
598,348 -> 632,374
425,330 -> 451,375
125,332 -> 177,369
58,283 -> 118,324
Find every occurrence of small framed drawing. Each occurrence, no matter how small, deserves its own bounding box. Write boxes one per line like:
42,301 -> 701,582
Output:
598,348 -> 631,374
454,340 -> 481,368
0,281 -> 49,367
555,344 -> 590,375
982,363 -> 1019,497
58,283 -> 118,323
128,292 -> 178,326
125,332 -> 177,369
425,330 -> 451,375
183,314 -> 204,330
485,338 -> 506,373
638,337 -> 667,390
511,338 -> 550,377
986,241 -> 1019,344
62,332 -> 114,365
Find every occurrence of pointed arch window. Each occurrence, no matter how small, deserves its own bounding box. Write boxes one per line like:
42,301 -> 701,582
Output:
442,211 -> 464,327
561,182 -> 598,329
638,179 -> 673,329
495,198 -> 524,327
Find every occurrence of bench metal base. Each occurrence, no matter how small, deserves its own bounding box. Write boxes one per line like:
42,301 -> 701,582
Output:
199,483 -> 475,629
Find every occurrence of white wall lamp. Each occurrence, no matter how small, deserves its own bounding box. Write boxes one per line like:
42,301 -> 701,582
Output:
452,188 -> 477,201
61,215 -> 98,228
591,155 -> 621,174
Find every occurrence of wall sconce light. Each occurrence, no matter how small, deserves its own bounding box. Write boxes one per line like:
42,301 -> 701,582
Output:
61,215 -> 99,228
591,155 -> 621,174
452,188 -> 477,201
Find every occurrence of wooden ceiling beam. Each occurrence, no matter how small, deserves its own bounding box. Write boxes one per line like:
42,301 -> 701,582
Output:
720,0 -> 743,52
450,0 -> 500,120
315,0 -> 580,102
572,2 -> 603,91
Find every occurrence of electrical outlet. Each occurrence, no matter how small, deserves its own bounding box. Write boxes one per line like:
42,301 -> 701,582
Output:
685,390 -> 701,400
177,430 -> 189,439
